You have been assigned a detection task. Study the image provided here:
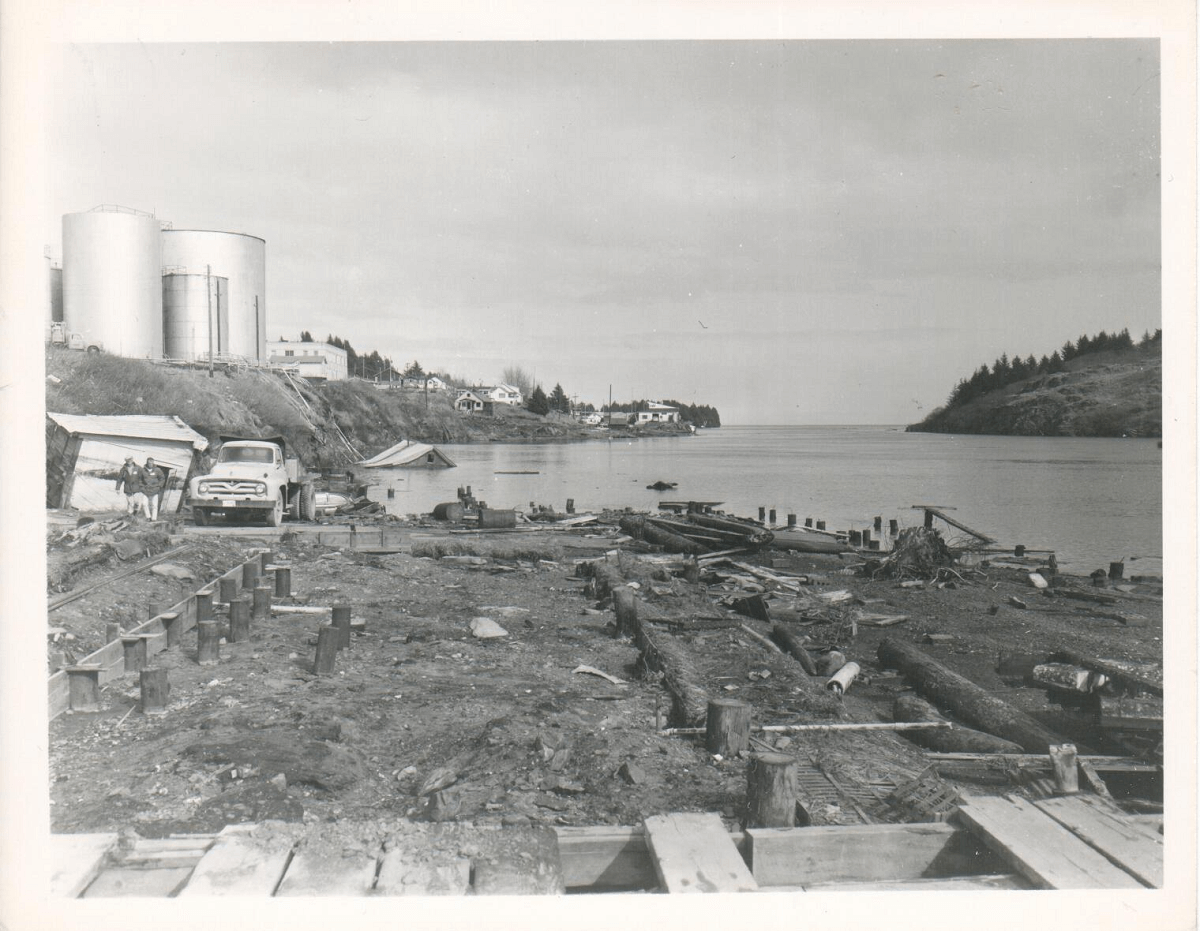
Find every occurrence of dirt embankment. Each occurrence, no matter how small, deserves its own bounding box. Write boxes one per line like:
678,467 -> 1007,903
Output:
47,519 -> 1162,839
908,348 -> 1162,437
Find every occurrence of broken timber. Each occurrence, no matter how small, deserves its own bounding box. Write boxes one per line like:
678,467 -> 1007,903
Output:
910,505 -> 996,544
892,695 -> 1024,754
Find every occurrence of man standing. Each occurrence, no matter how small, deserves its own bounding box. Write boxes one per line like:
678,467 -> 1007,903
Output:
142,457 -> 167,520
115,456 -> 146,518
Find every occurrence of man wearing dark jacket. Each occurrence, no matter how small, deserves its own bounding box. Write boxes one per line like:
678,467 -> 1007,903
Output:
142,457 -> 167,520
115,457 -> 146,517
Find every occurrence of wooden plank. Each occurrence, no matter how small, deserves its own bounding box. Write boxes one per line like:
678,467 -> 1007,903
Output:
275,849 -> 378,896
375,850 -> 470,896
555,826 -> 655,890
179,826 -> 294,896
82,866 -> 194,898
954,795 -> 1144,889
643,813 -> 758,893
801,873 -> 1027,892
916,506 -> 996,543
131,837 -> 216,854
50,832 -> 119,898
746,822 -> 980,887
49,671 -> 70,719
1034,795 -> 1163,888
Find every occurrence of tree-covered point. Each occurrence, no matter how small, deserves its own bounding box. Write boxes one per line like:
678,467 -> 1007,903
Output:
943,328 -> 1158,411
602,398 -> 721,427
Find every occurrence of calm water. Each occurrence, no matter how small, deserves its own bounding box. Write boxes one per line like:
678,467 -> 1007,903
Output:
359,426 -> 1162,572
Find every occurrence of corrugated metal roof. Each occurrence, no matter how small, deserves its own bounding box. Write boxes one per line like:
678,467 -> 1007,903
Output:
46,413 -> 209,450
358,440 -> 456,468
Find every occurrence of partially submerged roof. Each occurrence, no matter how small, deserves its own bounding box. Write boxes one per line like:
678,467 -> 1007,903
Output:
358,439 -> 456,468
47,413 -> 208,450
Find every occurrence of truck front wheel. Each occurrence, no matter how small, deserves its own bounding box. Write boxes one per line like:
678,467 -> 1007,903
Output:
265,495 -> 284,527
193,507 -> 210,527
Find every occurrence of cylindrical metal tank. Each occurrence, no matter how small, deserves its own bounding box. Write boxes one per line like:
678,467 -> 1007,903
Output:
161,230 -> 265,362
62,207 -> 164,357
50,263 -> 64,323
163,272 -> 229,360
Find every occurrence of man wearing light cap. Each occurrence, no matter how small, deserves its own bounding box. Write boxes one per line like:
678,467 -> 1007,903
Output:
115,456 -> 146,518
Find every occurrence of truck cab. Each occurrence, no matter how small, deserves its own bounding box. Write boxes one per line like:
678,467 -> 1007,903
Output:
188,437 -> 316,527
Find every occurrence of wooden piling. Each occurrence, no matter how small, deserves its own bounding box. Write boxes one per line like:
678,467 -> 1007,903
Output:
252,585 -> 272,621
333,605 -> 352,649
804,518 -> 813,528
758,507 -> 766,522
1108,561 -> 1124,580
862,528 -> 872,547
1050,744 -> 1079,794
612,588 -> 638,638
66,666 -> 102,712
705,699 -> 751,756
387,487 -> 395,499
228,598 -> 251,643
197,620 -> 220,666
566,498 -> 575,514
849,530 -> 862,547
314,625 -> 339,675
219,577 -> 238,605
1014,544 -> 1026,558
274,566 -> 291,598
889,519 -> 899,535
196,590 -> 213,623
924,509 -> 935,530
140,667 -> 169,714
745,753 -> 797,828
161,612 -> 182,649
787,513 -> 797,529
768,508 -> 777,526
816,520 -> 826,531
874,516 -> 882,532
121,636 -> 148,674
260,551 -> 274,571
242,560 -> 259,589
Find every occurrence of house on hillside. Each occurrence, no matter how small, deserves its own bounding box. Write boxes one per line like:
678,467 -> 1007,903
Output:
46,413 -> 209,514
401,375 -> 448,390
636,402 -> 680,424
267,340 -> 349,382
357,439 -> 456,469
454,391 -> 487,413
480,384 -> 522,406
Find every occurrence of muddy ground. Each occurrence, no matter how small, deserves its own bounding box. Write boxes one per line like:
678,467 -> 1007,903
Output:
46,512 -> 1163,839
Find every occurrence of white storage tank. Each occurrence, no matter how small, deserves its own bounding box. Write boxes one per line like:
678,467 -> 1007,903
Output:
163,272 -> 229,361
62,207 -> 164,357
161,230 -> 266,362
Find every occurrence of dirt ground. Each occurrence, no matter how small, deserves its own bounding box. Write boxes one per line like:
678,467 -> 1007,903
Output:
46,512 -> 1164,839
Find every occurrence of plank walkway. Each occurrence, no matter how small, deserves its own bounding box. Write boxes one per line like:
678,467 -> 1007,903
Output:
50,797 -> 1159,896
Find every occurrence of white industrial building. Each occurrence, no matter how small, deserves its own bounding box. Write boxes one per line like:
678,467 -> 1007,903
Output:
267,340 -> 349,382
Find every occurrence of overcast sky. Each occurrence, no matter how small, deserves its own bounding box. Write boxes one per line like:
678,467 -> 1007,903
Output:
47,40 -> 1160,424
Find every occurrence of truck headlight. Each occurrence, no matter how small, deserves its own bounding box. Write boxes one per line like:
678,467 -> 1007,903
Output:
198,481 -> 211,494
254,482 -> 266,495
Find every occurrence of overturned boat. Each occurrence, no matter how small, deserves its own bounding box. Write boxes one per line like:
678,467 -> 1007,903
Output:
357,440 -> 456,469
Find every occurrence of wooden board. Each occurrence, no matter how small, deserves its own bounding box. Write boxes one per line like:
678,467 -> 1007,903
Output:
49,832 -> 119,898
555,826 -> 655,890
179,826 -> 294,896
954,795 -> 1144,889
375,850 -> 470,896
800,873 -> 1027,892
1034,795 -> 1163,888
746,822 -> 982,887
82,867 -> 194,898
275,849 -> 378,896
643,813 -> 758,893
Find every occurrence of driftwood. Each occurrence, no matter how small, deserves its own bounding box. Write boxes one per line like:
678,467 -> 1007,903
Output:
877,638 -> 1066,753
770,623 -> 818,675
619,515 -> 709,555
892,695 -> 1024,754
1047,648 -> 1162,697
636,621 -> 709,726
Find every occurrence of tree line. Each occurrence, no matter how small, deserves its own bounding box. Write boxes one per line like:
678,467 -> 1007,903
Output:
944,327 -> 1160,410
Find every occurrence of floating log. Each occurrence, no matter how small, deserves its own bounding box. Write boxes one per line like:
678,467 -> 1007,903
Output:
1048,649 -> 1162,698
878,638 -> 1065,753
892,696 -> 1024,754
745,754 -> 797,828
770,624 -> 818,675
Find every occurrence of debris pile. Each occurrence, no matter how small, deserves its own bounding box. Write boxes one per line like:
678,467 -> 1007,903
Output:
865,527 -> 956,581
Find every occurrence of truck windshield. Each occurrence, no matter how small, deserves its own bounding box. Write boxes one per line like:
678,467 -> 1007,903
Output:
219,447 -> 275,464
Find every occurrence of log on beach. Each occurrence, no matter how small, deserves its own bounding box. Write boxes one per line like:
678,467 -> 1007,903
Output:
877,638 -> 1065,753
770,623 -> 818,676
619,515 -> 710,555
892,695 -> 1024,754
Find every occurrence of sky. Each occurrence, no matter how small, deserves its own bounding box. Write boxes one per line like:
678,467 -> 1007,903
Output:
46,39 -> 1161,424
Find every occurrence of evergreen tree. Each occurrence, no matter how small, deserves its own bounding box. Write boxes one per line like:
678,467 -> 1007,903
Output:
527,385 -> 550,415
300,330 -> 314,342
549,383 -> 569,413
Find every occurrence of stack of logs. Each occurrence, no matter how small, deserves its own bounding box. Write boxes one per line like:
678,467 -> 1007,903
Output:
618,513 -> 774,556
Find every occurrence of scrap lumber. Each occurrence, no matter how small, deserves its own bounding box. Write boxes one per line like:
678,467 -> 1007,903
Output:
633,611 -> 709,726
892,695 -> 1024,754
1048,648 -> 1163,697
911,505 -> 996,543
1098,695 -> 1163,730
1033,663 -> 1104,694
179,825 -> 294,896
82,868 -> 194,898
275,848 -> 379,896
878,638 -> 1065,753
50,833 -> 119,897
1033,795 -> 1163,888
642,813 -> 758,893
619,515 -> 708,555
954,795 -> 1144,889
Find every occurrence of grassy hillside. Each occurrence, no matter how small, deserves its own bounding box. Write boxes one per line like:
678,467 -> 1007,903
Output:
908,347 -> 1161,437
44,347 -> 599,468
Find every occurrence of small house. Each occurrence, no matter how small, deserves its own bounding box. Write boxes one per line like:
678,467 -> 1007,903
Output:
46,413 -> 209,514
357,440 -> 456,469
455,391 -> 486,413
481,384 -> 523,406
636,402 -> 680,424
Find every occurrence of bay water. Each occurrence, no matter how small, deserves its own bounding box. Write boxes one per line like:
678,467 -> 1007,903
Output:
359,425 -> 1162,573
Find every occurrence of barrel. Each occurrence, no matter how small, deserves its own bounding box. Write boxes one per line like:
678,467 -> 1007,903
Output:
432,502 -> 465,521
478,508 -> 517,529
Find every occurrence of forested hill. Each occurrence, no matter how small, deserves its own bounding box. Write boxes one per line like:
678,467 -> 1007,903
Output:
907,329 -> 1161,437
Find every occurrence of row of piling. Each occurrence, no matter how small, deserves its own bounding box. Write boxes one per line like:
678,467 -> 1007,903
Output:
55,550 -> 357,719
